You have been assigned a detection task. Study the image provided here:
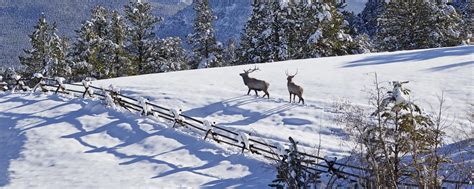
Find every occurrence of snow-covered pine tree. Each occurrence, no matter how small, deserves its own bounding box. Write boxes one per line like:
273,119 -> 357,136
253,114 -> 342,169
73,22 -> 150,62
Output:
154,37 -> 188,72
71,6 -> 110,79
358,0 -> 386,38
239,1 -> 280,64
188,0 -> 221,69
223,37 -> 238,66
433,2 -> 467,47
239,1 -> 266,64
305,2 -> 360,57
269,137 -> 322,188
19,13 -> 56,77
124,0 -> 161,74
105,10 -> 132,77
48,32 -> 72,78
268,1 -> 291,62
286,0 -> 310,60
377,1 -> 466,52
452,0 -> 473,43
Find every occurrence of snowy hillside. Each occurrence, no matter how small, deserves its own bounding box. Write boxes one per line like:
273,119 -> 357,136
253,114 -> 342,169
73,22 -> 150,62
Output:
0,46 -> 472,187
91,45 -> 473,153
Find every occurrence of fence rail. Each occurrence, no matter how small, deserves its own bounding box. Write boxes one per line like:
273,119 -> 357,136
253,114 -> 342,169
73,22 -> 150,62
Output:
1,76 -> 472,187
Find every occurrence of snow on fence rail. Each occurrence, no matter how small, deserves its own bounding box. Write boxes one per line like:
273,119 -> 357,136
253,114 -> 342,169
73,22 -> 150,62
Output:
1,76 -> 472,188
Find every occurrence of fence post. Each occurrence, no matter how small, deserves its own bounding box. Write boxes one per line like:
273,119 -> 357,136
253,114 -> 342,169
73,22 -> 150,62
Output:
82,80 -> 93,98
54,77 -> 66,94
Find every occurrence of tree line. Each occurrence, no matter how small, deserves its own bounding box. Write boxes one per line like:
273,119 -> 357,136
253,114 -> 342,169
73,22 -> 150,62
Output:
6,0 -> 470,81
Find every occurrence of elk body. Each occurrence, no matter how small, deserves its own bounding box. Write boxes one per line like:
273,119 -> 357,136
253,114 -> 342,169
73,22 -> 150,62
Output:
239,67 -> 270,98
286,70 -> 304,104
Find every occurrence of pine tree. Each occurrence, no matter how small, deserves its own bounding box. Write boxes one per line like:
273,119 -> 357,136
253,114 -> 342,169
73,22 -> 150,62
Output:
286,0 -> 310,60
106,10 -> 131,77
376,1 -> 466,51
239,1 -> 278,64
359,0 -> 386,38
124,1 -> 161,74
154,37 -> 188,72
71,6 -> 110,79
223,37 -> 238,66
188,0 -> 221,69
305,2 -> 360,57
19,14 -> 53,77
48,32 -> 72,77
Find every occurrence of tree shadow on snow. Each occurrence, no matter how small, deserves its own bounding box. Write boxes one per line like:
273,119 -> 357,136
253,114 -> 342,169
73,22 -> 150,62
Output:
342,46 -> 473,68
424,60 -> 473,72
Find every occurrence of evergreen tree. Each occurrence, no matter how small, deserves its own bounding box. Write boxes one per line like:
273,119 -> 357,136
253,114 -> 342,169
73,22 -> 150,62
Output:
359,0 -> 386,38
305,2 -> 361,57
19,14 -> 53,77
71,6 -> 110,79
223,37 -> 238,66
239,1 -> 278,64
188,0 -> 221,69
106,10 -> 132,77
286,0 -> 310,60
48,32 -> 72,78
154,37 -> 188,72
376,1 -> 466,51
124,0 -> 161,74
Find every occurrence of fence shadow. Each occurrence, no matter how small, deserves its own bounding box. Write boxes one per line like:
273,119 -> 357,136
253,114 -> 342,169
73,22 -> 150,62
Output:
0,117 -> 26,187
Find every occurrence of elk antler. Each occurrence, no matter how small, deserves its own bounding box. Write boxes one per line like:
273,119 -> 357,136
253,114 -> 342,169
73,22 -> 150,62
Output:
286,69 -> 298,77
244,66 -> 260,74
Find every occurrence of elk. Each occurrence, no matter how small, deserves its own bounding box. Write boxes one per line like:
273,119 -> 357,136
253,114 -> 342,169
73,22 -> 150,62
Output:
239,66 -> 270,98
286,69 -> 304,104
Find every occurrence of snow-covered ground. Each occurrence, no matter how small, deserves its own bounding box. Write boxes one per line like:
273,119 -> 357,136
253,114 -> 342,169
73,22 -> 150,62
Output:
0,46 -> 473,188
0,94 -> 274,188
94,45 -> 473,155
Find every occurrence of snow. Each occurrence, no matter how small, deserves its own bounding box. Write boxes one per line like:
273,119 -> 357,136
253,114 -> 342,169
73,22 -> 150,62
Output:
87,45 -> 473,156
0,94 -> 274,188
1,46 -> 473,187
33,73 -> 44,79
307,29 -> 323,44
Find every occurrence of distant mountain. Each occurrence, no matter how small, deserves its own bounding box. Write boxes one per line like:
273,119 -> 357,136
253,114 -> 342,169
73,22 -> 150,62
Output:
157,0 -> 252,48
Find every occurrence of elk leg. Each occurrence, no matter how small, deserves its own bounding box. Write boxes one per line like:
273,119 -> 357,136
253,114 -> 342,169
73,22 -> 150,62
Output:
293,95 -> 296,103
264,91 -> 269,99
289,93 -> 292,103
254,90 -> 258,96
247,88 -> 251,95
299,96 -> 304,105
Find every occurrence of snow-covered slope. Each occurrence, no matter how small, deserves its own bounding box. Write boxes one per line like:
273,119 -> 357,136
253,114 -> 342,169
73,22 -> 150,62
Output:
0,94 -> 274,188
1,46 -> 472,187
91,46 -> 473,155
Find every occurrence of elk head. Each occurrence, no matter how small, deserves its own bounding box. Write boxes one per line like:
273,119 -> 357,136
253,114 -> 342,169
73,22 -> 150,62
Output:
286,69 -> 298,82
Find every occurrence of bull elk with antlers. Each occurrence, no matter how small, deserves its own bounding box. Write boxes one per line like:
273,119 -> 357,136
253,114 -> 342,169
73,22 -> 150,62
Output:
286,69 -> 304,104
239,66 -> 270,98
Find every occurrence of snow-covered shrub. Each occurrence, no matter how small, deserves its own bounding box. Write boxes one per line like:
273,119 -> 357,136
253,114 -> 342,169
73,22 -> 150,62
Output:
269,137 -> 322,188
335,74 -> 449,188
